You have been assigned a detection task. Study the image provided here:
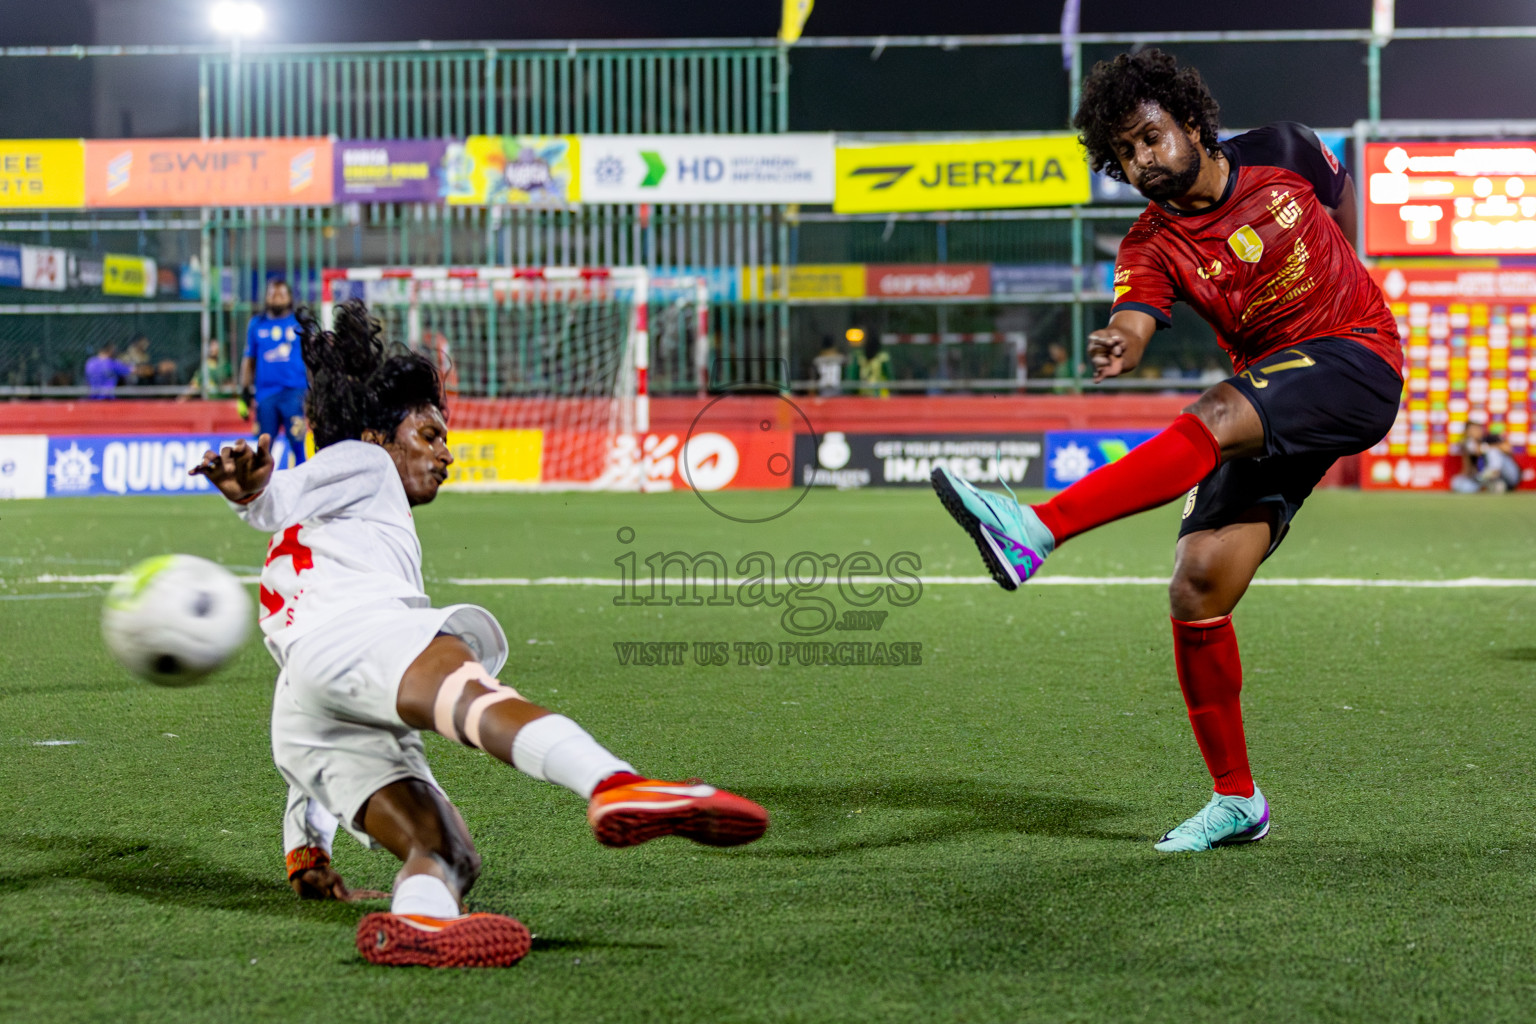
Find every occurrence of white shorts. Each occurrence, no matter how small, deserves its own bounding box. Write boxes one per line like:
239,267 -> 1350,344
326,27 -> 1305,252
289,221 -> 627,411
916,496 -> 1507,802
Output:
270,602 -> 509,848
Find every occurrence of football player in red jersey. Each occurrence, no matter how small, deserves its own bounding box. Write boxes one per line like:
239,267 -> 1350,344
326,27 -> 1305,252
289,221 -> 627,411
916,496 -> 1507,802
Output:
931,49 -> 1403,851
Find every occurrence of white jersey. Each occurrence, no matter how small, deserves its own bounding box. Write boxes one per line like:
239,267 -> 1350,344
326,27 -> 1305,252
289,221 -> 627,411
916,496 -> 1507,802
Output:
234,440 -> 429,664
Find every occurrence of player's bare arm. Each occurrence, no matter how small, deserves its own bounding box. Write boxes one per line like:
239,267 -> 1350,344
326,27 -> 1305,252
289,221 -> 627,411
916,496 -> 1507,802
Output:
1087,309 -> 1157,382
190,434 -> 275,502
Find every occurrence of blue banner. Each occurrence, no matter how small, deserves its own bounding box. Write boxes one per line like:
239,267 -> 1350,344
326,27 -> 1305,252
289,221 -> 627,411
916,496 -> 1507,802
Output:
45,434 -> 248,497
0,243 -> 21,288
1044,429 -> 1159,489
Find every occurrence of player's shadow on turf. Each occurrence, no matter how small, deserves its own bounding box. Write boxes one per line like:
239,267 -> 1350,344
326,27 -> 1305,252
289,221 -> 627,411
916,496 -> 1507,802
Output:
737,779 -> 1141,856
1492,647 -> 1536,662
0,834 -> 358,920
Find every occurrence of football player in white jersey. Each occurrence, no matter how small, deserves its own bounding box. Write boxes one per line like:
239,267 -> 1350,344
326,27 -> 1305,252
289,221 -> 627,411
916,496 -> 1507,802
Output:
194,300 -> 768,968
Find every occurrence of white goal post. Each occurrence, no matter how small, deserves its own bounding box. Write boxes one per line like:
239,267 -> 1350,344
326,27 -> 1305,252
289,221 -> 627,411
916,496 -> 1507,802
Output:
319,265 -> 709,491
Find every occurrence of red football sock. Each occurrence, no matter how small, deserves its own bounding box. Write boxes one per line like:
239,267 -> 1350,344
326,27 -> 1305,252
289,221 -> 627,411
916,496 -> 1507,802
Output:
1170,615 -> 1254,798
1032,413 -> 1221,545
591,771 -> 646,795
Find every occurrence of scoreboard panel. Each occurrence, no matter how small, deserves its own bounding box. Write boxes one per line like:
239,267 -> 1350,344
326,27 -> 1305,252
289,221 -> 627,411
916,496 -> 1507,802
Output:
1365,141 -> 1536,256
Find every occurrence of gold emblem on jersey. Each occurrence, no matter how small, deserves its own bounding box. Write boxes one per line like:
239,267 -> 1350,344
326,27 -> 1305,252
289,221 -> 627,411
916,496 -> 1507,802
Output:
1196,258 -> 1224,280
1181,486 -> 1198,519
1267,189 -> 1303,230
1227,224 -> 1264,263
1237,348 -> 1318,389
1112,267 -> 1132,302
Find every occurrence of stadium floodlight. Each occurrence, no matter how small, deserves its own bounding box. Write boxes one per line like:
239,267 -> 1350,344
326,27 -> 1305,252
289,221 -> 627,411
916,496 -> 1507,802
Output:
209,1 -> 266,37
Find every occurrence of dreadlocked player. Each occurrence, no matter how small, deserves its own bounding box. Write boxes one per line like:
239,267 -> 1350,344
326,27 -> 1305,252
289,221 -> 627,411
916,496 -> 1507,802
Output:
931,49 -> 1403,852
193,301 -> 768,967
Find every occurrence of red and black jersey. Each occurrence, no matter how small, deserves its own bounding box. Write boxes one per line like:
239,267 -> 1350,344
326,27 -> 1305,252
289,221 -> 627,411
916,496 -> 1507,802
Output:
1111,122 -> 1401,375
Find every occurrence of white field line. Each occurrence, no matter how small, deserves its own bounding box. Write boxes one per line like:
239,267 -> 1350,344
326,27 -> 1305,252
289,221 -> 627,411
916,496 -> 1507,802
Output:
23,572 -> 1536,590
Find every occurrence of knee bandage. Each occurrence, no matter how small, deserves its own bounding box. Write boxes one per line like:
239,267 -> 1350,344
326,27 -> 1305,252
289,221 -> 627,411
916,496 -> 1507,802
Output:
432,661 -> 522,750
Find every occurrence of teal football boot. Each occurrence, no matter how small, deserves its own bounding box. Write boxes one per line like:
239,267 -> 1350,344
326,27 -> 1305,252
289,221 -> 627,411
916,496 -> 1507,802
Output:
1154,787 -> 1270,852
930,466 -> 1056,590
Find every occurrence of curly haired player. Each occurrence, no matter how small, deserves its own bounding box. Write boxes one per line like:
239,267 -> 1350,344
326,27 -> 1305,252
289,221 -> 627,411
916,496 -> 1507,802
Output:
193,300 -> 768,967
931,49 -> 1403,852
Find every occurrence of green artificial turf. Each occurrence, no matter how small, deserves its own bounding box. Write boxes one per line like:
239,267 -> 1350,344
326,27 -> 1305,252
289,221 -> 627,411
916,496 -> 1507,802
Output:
2,487 -> 1535,1023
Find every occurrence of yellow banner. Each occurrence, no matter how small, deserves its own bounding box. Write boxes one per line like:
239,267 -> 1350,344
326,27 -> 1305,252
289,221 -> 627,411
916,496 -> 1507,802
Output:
0,140 -> 85,210
102,253 -> 156,297
443,429 -> 543,488
741,264 -> 867,301
444,137 -> 578,206
834,136 -> 1090,214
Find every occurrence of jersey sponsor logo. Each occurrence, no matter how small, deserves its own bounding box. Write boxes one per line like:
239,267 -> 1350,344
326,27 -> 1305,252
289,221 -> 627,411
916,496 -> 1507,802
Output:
1227,225 -> 1265,263
1196,257 -> 1224,281
1240,239 -> 1313,323
1267,189 -> 1303,229
261,524 -> 314,621
262,341 -> 294,363
1182,486 -> 1198,519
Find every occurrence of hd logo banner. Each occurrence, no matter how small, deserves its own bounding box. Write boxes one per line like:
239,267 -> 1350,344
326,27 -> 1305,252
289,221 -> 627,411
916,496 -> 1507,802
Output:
834,135 -> 1090,213
578,134 -> 835,204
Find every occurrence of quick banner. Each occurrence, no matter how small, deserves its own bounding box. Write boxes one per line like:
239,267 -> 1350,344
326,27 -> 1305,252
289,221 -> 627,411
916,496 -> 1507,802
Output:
44,435 -> 246,497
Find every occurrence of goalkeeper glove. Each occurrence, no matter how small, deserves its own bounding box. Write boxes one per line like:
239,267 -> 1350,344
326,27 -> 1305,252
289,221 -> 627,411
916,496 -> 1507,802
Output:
238,385 -> 253,420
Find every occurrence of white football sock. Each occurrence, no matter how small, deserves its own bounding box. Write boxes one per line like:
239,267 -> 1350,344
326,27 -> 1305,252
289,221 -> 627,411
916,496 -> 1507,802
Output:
392,872 -> 460,919
510,714 -> 634,799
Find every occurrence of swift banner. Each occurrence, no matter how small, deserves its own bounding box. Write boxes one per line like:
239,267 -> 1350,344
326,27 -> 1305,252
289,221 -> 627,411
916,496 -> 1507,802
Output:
444,136 -> 578,206
84,138 -> 334,208
834,135 -> 1091,213
334,139 -> 449,202
578,134 -> 835,204
0,140 -> 85,210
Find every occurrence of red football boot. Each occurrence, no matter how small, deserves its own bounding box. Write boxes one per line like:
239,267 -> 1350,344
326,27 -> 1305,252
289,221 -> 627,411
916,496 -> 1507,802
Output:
356,911 -> 531,967
588,777 -> 769,848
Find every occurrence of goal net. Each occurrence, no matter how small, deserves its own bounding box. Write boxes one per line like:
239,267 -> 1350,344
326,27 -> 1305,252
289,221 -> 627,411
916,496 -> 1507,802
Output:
321,266 -> 704,491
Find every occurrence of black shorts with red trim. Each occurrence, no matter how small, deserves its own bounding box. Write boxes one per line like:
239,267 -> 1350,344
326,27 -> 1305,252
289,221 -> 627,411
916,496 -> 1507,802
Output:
1177,336 -> 1402,557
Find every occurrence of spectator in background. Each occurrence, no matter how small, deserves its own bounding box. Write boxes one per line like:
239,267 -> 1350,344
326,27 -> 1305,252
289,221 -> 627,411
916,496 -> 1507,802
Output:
122,333 -> 180,386
812,336 -> 846,397
241,278 -> 309,466
84,342 -> 133,399
855,336 -> 891,398
178,338 -> 234,402
1453,422 -> 1522,493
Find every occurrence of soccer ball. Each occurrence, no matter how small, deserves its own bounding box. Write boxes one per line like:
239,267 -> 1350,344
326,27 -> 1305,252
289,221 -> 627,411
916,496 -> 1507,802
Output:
102,554 -> 254,686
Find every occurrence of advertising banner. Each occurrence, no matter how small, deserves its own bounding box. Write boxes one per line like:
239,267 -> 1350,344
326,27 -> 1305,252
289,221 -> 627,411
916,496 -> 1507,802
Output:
0,140 -> 85,210
442,429 -> 543,488
794,432 -> 1044,489
834,135 -> 1090,213
84,138 -> 334,208
444,136 -> 578,206
0,244 -> 22,288
21,246 -> 67,291
102,253 -> 157,298
44,434 -> 244,497
866,264 -> 990,299
578,133 -> 835,204
640,429 -> 795,492
335,139 -> 449,202
0,435 -> 49,499
1364,140 -> 1536,255
1361,454 -> 1456,490
1043,429 -> 1159,489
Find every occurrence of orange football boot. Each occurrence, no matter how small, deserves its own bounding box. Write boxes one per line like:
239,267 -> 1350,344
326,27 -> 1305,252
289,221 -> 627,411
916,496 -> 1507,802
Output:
588,777 -> 769,848
356,911 -> 531,967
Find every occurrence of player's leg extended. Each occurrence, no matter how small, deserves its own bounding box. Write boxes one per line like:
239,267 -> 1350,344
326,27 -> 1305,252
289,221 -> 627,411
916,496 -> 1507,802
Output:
931,382 -> 1262,589
1155,511 -> 1273,853
396,635 -> 768,848
282,388 -> 308,465
354,777 -> 531,967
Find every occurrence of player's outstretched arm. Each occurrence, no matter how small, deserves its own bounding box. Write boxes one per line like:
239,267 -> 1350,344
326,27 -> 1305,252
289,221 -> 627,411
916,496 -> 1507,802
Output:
1087,309 -> 1157,383
191,435 -> 274,502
